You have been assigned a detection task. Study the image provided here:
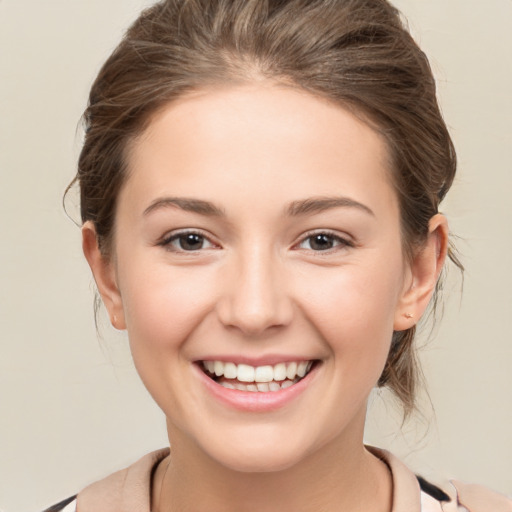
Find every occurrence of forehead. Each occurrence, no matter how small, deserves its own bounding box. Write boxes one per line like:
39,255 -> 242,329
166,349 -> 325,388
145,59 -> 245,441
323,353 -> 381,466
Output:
122,84 -> 396,217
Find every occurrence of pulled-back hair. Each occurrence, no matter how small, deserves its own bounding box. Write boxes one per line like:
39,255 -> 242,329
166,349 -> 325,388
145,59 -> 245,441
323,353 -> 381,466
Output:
73,0 -> 461,416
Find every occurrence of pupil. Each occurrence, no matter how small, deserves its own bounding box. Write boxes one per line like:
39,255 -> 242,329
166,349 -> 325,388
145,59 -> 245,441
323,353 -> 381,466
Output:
180,234 -> 203,250
311,234 -> 333,251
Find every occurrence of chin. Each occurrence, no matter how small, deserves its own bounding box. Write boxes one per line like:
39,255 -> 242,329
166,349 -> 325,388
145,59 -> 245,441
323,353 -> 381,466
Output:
197,428 -> 313,474
214,447 -> 306,474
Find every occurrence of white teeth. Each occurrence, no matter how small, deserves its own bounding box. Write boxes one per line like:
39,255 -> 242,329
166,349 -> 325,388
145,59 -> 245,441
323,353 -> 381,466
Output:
254,365 -> 273,382
202,360 -> 314,383
297,361 -> 308,378
220,380 -> 296,392
237,364 -> 255,382
273,363 -> 287,381
269,382 -> 281,392
286,362 -> 297,380
214,361 -> 224,377
224,362 -> 237,379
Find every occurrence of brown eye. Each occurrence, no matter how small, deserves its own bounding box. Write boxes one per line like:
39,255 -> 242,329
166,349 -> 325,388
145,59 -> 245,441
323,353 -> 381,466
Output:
309,234 -> 335,251
298,232 -> 351,252
177,233 -> 205,251
162,231 -> 216,252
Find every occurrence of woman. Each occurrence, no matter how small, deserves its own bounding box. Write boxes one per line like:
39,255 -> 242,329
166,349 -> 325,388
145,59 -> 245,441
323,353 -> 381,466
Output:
43,0 -> 511,510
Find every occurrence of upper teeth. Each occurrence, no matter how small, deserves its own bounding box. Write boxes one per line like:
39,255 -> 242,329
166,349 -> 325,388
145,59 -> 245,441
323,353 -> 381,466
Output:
202,360 -> 313,383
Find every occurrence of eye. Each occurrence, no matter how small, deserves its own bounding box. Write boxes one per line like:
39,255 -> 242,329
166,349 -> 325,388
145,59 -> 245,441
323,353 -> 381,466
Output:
160,231 -> 217,252
297,231 -> 352,252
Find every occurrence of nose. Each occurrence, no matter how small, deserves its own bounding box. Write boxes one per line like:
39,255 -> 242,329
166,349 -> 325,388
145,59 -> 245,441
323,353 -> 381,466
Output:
216,247 -> 294,337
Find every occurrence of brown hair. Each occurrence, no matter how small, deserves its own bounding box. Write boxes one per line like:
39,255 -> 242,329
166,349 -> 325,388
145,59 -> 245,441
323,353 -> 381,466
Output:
72,0 -> 462,416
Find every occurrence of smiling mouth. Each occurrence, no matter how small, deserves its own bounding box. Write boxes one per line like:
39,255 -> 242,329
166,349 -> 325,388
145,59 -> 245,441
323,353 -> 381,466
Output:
200,360 -> 317,392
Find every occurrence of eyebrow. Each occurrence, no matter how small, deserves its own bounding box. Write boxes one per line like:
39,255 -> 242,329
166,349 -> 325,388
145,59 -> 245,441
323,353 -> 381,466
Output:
286,196 -> 375,217
143,195 -> 374,218
143,197 -> 226,217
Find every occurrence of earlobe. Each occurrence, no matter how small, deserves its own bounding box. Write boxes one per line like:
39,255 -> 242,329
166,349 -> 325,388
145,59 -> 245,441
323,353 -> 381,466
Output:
82,221 -> 126,330
394,214 -> 449,331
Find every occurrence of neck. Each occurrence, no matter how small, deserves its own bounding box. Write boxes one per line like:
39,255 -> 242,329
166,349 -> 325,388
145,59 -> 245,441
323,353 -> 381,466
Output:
153,414 -> 392,512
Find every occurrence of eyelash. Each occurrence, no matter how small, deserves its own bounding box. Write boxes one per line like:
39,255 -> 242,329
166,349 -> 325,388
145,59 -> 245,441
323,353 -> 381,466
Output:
158,229 -> 354,254
159,230 -> 218,253
295,230 -> 354,253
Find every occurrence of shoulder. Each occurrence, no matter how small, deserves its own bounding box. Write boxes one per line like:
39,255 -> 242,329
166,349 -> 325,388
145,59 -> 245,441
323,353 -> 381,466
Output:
418,478 -> 512,512
444,480 -> 512,512
41,448 -> 170,512
417,470 -> 512,512
41,496 -> 76,512
368,446 -> 512,512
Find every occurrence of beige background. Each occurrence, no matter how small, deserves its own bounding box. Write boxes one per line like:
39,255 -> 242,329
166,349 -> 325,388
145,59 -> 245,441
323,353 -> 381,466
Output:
0,1 -> 511,510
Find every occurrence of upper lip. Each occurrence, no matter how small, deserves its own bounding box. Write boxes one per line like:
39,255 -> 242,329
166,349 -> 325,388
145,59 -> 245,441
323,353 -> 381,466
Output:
195,355 -> 317,366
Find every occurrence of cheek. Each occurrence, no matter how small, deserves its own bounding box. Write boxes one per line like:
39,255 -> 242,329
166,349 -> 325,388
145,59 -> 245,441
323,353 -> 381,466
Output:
119,261 -> 219,355
295,254 -> 405,364
116,260 -> 222,416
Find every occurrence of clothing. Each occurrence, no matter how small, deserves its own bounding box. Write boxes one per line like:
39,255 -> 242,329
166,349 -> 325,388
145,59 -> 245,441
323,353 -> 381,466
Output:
43,447 -> 512,512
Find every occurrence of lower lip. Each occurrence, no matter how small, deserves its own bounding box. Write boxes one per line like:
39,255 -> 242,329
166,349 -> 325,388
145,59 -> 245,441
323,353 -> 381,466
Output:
194,363 -> 319,412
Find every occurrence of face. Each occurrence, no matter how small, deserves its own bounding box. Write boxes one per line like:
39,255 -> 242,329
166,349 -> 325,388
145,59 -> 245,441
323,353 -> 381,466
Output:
89,84 -> 422,472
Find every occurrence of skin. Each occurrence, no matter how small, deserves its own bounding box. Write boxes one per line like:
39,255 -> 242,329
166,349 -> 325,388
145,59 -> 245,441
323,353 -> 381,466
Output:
83,84 -> 448,512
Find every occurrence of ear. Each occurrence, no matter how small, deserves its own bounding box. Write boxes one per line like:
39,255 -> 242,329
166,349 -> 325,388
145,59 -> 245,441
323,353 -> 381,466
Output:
394,214 -> 449,331
82,221 -> 126,330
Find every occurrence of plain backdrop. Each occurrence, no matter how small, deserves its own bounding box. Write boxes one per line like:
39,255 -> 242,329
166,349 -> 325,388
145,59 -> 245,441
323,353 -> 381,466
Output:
0,1 -> 511,511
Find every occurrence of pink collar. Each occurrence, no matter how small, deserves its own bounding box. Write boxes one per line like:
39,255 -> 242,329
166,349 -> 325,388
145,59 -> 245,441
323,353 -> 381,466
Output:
76,446 -> 511,512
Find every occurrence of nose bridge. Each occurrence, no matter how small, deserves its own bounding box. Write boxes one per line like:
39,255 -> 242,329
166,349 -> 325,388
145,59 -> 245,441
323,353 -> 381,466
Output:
217,241 -> 292,335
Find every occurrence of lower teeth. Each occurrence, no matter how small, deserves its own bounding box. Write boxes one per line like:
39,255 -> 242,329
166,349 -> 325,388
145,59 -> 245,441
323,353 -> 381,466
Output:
219,378 -> 298,392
